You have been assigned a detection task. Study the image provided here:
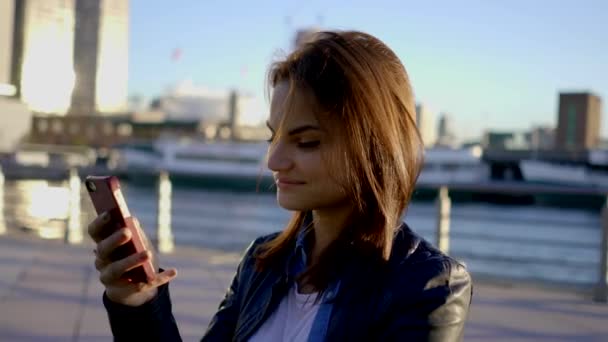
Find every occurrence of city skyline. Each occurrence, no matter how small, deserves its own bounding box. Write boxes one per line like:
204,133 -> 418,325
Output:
127,0 -> 607,140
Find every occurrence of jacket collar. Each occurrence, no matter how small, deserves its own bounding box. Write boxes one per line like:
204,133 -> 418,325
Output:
286,212 -> 314,278
283,216 -> 422,271
389,222 -> 422,265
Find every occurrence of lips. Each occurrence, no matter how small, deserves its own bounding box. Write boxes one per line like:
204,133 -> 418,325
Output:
275,177 -> 306,185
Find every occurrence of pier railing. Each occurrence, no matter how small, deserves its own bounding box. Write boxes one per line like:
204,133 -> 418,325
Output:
0,166 -> 606,303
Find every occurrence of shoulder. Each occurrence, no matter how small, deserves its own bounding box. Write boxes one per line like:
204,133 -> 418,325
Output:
236,232 -> 282,267
247,232 -> 281,254
372,224 -> 472,340
389,223 -> 472,298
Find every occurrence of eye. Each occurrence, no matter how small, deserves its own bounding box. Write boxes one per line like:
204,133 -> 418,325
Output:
297,141 -> 320,149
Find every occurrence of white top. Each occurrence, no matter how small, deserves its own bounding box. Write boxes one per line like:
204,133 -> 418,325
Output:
248,285 -> 320,342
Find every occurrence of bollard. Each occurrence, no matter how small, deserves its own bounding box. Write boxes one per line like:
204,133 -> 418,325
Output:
0,165 -> 5,235
65,168 -> 83,244
435,186 -> 451,255
594,197 -> 608,302
156,171 -> 175,253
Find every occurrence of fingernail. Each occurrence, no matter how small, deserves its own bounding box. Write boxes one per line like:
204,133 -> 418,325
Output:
122,229 -> 131,239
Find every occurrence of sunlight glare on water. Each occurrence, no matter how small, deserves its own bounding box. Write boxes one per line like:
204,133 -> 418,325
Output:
23,181 -> 70,220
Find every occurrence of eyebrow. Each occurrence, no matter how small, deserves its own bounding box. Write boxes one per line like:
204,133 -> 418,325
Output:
266,120 -> 321,136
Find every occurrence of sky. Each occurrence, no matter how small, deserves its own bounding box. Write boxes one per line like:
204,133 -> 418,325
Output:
128,0 -> 608,141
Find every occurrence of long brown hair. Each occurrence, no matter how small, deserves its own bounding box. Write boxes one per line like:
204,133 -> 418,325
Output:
256,30 -> 424,290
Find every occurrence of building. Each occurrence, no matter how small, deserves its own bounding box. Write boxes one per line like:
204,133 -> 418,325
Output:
159,81 -> 232,123
555,92 -> 602,150
158,81 -> 266,123
26,82 -> 269,147
9,0 -> 128,115
0,0 -> 32,152
293,28 -> 319,49
415,104 -> 437,147
70,0 -> 129,115
482,131 -> 528,150
527,125 -> 555,150
0,0 -> 16,96
0,97 -> 31,152
27,114 -> 203,147
144,81 -> 268,141
13,0 -> 76,114
68,0 -> 100,115
436,112 -> 457,147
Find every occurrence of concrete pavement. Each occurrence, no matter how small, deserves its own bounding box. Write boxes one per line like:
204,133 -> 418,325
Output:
1,232 -> 607,341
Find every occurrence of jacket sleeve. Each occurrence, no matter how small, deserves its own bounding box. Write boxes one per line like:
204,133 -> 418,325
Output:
200,238 -> 261,341
103,281 -> 182,341
380,259 -> 473,342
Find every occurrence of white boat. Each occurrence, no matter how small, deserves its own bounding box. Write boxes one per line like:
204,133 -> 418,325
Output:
115,140 -> 490,186
520,150 -> 608,188
417,146 -> 489,185
590,149 -> 608,165
1,144 -> 97,180
114,139 -> 271,179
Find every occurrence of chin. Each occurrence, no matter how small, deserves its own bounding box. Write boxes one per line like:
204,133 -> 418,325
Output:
276,192 -> 314,211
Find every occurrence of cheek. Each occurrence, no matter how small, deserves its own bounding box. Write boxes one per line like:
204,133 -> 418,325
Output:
297,152 -> 326,177
301,152 -> 348,197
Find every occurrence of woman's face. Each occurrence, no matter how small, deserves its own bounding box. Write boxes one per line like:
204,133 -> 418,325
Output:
267,81 -> 349,211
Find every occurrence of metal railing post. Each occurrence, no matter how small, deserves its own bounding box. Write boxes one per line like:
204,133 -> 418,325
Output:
157,171 -> 174,253
436,186 -> 451,255
594,196 -> 608,302
65,168 -> 83,244
0,165 -> 5,235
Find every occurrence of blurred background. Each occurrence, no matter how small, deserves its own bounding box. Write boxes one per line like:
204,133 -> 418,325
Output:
0,0 -> 607,299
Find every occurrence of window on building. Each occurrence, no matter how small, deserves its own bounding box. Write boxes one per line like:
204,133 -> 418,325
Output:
566,104 -> 577,148
103,122 -> 114,135
51,120 -> 63,134
69,122 -> 80,135
117,123 -> 132,136
87,126 -> 97,138
37,119 -> 48,133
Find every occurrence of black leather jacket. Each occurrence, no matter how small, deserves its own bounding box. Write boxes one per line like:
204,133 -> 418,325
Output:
104,223 -> 473,341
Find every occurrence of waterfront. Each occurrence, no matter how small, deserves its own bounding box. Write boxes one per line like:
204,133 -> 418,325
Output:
2,233 -> 607,341
2,179 -> 603,287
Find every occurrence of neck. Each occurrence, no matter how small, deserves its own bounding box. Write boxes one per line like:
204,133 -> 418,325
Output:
309,203 -> 353,265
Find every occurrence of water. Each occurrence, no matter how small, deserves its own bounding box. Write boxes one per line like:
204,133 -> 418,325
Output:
1,180 -> 603,287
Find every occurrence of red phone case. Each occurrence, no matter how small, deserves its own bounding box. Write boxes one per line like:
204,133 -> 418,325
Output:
85,175 -> 155,283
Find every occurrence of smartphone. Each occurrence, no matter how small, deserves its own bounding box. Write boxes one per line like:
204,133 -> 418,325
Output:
85,175 -> 155,283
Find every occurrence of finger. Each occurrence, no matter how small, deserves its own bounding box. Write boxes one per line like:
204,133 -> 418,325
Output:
87,212 -> 112,242
94,256 -> 109,271
146,268 -> 178,288
96,228 -> 132,261
99,251 -> 150,285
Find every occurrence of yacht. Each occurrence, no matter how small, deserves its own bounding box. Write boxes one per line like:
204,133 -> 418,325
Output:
114,140 -> 489,190
417,146 -> 489,185
114,139 -> 273,190
520,149 -> 608,188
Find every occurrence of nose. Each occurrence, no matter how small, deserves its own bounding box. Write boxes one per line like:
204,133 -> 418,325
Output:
267,141 -> 293,172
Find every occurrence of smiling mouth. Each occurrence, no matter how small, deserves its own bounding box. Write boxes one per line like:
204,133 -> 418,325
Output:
276,178 -> 306,187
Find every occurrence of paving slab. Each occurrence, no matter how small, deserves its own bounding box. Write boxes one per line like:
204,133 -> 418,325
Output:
1,233 -> 607,342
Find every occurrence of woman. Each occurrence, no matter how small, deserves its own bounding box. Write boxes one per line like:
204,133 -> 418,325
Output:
89,30 -> 472,341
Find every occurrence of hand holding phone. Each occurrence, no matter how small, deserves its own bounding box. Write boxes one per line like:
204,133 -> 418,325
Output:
86,175 -> 177,307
